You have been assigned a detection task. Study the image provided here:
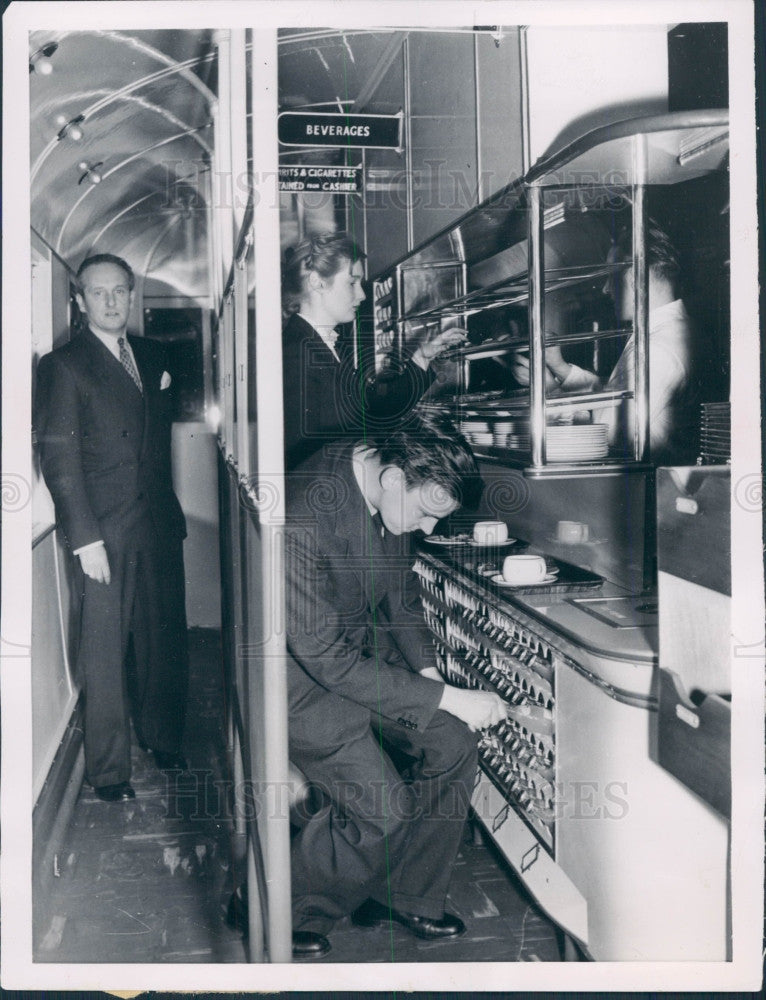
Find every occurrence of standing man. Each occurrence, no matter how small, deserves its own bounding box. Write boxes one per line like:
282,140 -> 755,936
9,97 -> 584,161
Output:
35,254 -> 189,802
512,222 -> 698,465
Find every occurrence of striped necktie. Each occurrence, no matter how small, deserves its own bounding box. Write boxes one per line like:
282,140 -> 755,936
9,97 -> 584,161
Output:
118,337 -> 143,393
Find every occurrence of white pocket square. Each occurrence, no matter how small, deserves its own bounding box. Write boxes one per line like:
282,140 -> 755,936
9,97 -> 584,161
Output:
160,371 -> 172,390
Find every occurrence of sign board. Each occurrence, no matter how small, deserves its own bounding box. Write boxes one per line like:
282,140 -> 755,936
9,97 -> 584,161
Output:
278,112 -> 402,149
278,165 -> 363,195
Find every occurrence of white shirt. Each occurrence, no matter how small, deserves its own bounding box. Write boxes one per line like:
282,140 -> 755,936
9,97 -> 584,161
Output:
560,299 -> 697,464
298,313 -> 340,362
91,326 -> 139,371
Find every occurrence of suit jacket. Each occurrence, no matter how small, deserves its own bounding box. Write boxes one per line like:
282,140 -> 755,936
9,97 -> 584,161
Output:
35,327 -> 186,553
282,312 -> 436,470
285,443 -> 444,734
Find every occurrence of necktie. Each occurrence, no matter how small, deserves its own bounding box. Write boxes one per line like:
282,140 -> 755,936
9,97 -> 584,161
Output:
118,337 -> 143,393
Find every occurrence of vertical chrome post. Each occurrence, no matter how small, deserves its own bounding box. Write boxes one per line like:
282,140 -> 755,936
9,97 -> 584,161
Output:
250,28 -> 292,964
214,30 -> 234,289
632,135 -> 649,461
528,184 -> 546,467
403,35 -> 414,252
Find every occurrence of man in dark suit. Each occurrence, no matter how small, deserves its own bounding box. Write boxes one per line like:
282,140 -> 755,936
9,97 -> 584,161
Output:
35,254 -> 189,802
280,413 -> 508,957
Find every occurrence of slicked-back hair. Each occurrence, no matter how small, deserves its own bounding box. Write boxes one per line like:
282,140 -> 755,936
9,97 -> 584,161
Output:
282,231 -> 366,315
614,220 -> 680,285
76,253 -> 135,292
366,409 -> 482,509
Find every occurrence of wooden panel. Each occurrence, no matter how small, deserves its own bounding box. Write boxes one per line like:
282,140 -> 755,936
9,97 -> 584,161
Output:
657,668 -> 731,817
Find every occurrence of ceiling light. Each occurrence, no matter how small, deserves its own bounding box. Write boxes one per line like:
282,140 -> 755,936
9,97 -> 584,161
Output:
56,114 -> 85,142
29,42 -> 58,75
78,161 -> 103,185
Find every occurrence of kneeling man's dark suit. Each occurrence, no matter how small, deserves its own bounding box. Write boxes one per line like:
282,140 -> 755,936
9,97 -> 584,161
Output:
284,443 -> 477,934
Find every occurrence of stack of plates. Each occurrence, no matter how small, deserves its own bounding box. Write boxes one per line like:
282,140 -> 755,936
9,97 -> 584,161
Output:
469,432 -> 494,447
546,423 -> 608,462
699,402 -> 730,464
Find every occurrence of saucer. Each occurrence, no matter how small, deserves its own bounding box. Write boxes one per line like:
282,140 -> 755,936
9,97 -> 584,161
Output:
491,572 -> 559,587
468,537 -> 517,549
423,534 -> 473,546
545,535 -> 605,546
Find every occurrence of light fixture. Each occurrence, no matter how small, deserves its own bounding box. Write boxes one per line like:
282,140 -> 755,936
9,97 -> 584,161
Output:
78,161 -> 103,185
29,42 -> 58,75
56,114 -> 85,142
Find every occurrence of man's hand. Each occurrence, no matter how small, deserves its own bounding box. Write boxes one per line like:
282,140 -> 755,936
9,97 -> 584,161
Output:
438,684 -> 508,732
419,665 -> 443,682
511,345 -> 570,389
79,543 -> 111,584
411,326 -> 469,369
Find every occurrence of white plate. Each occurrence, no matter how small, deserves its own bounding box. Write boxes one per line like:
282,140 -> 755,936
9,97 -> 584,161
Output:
491,572 -> 560,587
468,537 -> 517,548
423,535 -> 473,546
424,535 -> 517,548
546,535 -> 605,546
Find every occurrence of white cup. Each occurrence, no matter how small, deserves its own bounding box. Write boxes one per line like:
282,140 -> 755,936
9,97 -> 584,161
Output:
556,520 -> 589,543
473,520 -> 509,546
502,554 -> 547,584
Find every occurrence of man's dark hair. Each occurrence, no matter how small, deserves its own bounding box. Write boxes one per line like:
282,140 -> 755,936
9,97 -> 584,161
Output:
615,220 -> 680,285
282,231 -> 366,315
76,254 -> 135,292
367,409 -> 482,508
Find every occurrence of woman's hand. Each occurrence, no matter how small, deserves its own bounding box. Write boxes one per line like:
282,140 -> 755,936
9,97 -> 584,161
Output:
411,326 -> 468,369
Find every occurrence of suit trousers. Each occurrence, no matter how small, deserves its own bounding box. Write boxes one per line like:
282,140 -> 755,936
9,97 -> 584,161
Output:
75,529 -> 188,787
288,680 -> 478,935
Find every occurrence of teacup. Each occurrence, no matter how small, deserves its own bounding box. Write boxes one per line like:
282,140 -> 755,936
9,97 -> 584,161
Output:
473,520 -> 509,546
556,520 -> 589,543
502,554 -> 547,584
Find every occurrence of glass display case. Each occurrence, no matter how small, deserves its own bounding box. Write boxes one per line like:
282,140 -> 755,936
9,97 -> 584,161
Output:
372,110 -> 729,476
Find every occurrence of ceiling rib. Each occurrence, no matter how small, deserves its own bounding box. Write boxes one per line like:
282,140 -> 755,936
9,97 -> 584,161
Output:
55,129 -> 210,256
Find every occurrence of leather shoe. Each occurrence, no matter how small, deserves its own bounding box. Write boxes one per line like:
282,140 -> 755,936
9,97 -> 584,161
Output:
351,898 -> 465,939
152,750 -> 188,771
292,930 -> 331,959
94,782 -> 135,802
227,888 -> 331,959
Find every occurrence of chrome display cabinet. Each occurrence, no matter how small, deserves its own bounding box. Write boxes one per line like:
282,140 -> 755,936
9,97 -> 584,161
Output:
373,109 -> 729,474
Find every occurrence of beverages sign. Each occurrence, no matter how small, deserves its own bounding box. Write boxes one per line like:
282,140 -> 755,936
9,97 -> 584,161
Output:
278,165 -> 363,194
278,112 -> 402,150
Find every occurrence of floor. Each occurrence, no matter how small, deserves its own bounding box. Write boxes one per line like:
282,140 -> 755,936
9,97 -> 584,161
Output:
34,629 -> 561,964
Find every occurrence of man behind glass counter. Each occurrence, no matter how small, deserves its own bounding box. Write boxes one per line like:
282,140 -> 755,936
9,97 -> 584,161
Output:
512,222 -> 698,465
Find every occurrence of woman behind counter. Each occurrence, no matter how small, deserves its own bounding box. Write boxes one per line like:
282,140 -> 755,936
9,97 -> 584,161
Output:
281,231 -> 466,469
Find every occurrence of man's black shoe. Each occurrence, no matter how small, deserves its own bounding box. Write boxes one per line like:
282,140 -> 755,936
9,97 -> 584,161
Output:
94,782 -> 135,802
351,898 -> 465,939
227,888 -> 331,959
292,930 -> 331,959
153,750 -> 188,771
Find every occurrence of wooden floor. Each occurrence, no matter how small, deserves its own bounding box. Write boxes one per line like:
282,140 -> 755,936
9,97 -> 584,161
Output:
34,629 -> 562,964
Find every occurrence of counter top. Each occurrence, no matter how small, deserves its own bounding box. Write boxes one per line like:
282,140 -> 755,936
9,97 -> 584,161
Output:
418,541 -> 658,667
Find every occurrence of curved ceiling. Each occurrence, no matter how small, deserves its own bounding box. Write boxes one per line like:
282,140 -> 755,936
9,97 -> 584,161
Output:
29,29 -> 217,298
28,28 -> 413,298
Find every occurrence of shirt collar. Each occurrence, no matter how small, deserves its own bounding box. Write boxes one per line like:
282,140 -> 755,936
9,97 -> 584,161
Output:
298,312 -> 340,360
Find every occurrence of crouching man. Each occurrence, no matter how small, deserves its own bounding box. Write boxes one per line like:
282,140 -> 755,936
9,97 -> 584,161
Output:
280,411 -> 507,958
